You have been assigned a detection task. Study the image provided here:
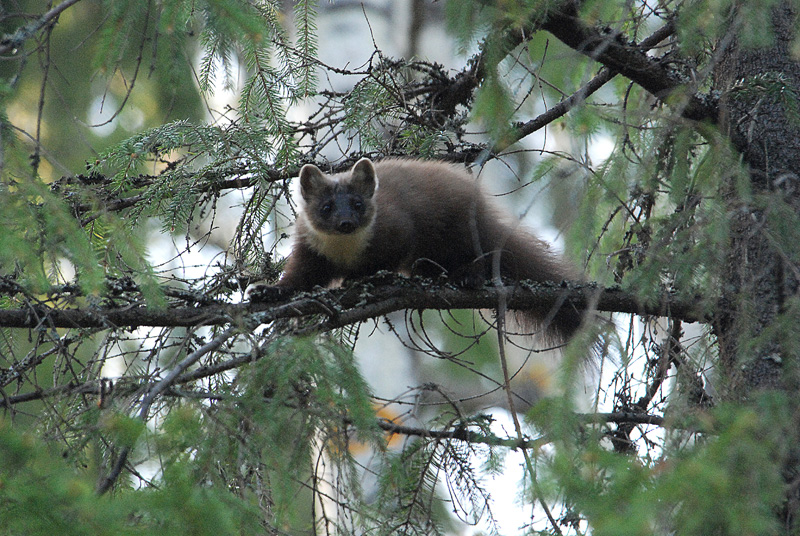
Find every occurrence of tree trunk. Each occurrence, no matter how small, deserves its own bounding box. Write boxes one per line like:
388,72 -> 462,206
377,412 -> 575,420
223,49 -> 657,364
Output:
713,2 -> 800,529
714,2 -> 800,393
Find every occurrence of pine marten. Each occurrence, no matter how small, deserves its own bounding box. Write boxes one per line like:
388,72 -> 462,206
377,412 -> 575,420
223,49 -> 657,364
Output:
247,158 -> 584,342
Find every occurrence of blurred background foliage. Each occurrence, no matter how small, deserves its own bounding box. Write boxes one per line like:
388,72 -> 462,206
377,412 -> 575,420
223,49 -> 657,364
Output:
1,0 -> 204,179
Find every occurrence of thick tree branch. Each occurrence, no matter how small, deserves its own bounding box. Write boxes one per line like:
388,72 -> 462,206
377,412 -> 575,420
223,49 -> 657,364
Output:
0,276 -> 711,330
437,3 -> 714,135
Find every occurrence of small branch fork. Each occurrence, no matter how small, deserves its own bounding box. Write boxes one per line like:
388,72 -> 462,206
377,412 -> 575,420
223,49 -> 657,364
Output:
96,326 -> 240,495
0,0 -> 84,56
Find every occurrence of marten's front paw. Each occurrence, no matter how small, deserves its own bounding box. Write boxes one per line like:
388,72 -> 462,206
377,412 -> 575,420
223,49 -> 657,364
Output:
454,271 -> 487,290
449,262 -> 487,290
245,283 -> 291,302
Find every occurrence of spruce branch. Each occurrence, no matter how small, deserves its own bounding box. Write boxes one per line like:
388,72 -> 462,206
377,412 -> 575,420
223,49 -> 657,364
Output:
377,412 -> 667,451
0,276 -> 711,330
496,20 -> 679,155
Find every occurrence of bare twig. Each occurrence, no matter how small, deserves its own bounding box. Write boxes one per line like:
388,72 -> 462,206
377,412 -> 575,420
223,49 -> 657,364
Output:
0,0 -> 84,55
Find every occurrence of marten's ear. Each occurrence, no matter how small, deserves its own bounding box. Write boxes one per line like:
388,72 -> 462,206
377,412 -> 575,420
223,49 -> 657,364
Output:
349,158 -> 378,198
299,164 -> 328,202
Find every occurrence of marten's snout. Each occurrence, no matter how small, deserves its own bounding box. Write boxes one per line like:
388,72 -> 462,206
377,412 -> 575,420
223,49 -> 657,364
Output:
336,219 -> 357,233
312,189 -> 369,235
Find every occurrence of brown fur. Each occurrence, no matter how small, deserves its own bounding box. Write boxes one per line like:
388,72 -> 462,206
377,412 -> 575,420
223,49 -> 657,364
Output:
260,158 -> 583,342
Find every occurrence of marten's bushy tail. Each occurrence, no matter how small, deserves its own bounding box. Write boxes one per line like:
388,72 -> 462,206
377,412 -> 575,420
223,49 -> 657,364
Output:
494,227 -> 585,344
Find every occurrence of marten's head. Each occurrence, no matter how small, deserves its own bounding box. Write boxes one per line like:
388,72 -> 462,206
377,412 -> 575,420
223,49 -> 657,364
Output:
299,158 -> 378,235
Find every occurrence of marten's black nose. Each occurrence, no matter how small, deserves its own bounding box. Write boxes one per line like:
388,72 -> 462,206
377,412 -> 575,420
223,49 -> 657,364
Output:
337,220 -> 356,233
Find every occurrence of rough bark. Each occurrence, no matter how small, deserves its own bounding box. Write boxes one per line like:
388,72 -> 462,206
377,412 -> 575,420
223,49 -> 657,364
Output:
0,278 -> 707,330
713,2 -> 800,394
712,3 -> 800,528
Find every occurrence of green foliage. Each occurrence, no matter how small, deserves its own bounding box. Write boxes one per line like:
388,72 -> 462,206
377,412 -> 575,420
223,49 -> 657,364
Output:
374,436 -> 491,535
78,118 -> 294,282
446,0 -> 559,48
98,411 -> 147,450
678,0 -> 782,54
0,337 -> 376,534
90,121 -> 269,228
342,74 -> 399,153
0,172 -> 167,302
472,71 -> 518,146
0,179 -> 105,294
187,337 -> 380,531
0,0 -> 320,295
0,421 -> 130,536
569,119 -> 747,310
293,0 -> 320,97
239,337 -> 379,454
324,58 -> 468,156
729,72 -> 800,125
0,418 -> 262,535
538,393 -> 789,536
197,0 -> 318,166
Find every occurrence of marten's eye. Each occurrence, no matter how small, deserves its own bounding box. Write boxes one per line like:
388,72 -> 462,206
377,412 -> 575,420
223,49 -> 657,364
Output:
352,199 -> 363,211
320,202 -> 332,216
